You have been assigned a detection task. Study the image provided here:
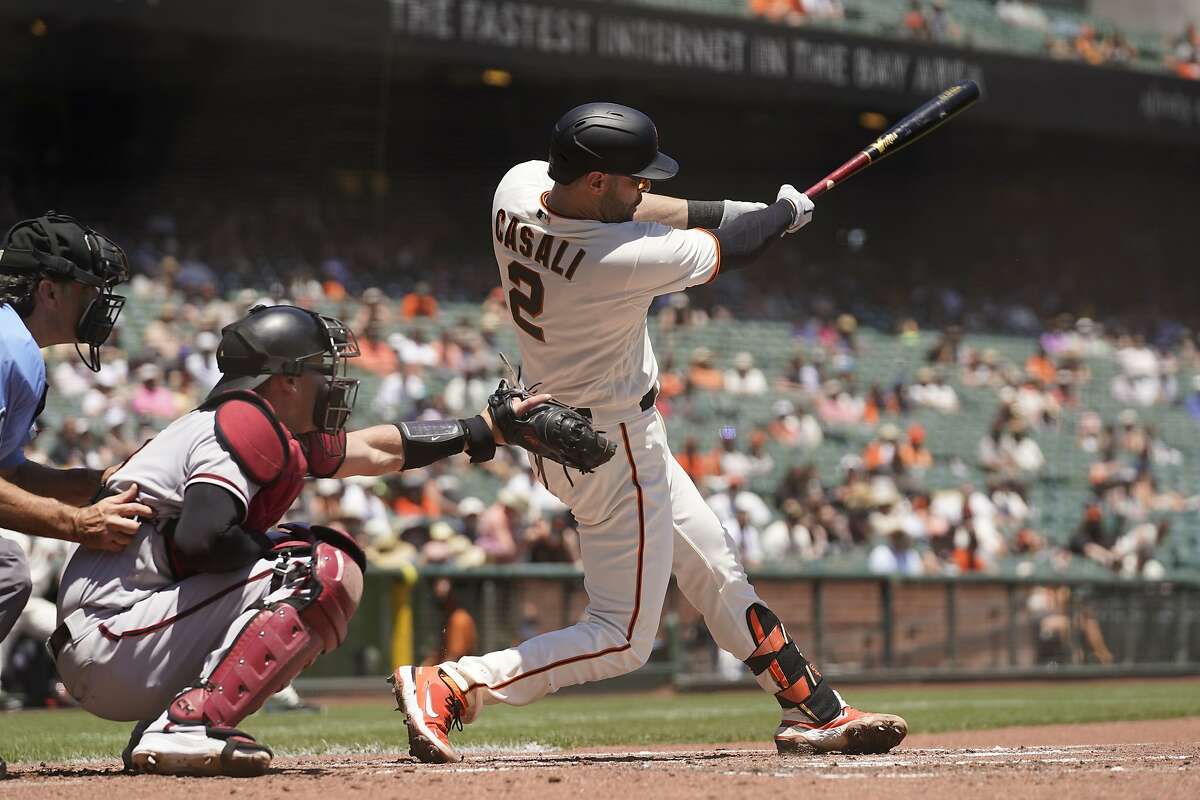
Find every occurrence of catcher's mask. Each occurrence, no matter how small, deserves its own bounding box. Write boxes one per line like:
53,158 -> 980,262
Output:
209,304 -> 361,453
0,212 -> 130,372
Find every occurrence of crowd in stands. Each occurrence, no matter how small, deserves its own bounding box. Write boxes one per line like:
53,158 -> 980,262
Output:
0,189 -> 1193,645
743,0 -> 1200,80
0,188 -> 1191,697
22,286 -> 1199,585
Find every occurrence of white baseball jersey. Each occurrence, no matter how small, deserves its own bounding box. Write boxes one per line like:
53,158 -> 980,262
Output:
492,160 -> 720,419
59,409 -> 260,615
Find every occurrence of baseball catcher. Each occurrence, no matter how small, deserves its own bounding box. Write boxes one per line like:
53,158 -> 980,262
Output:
49,303 -> 586,777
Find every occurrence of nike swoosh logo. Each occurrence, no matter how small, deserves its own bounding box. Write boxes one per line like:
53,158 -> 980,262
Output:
424,683 -> 437,719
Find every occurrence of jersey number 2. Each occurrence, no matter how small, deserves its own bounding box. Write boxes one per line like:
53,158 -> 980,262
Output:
507,261 -> 546,342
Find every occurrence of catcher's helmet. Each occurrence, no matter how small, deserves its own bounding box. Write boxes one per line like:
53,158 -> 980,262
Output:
0,212 -> 130,371
547,102 -> 678,184
208,304 -> 361,436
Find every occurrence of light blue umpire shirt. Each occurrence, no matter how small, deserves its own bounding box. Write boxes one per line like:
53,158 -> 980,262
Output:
0,303 -> 47,471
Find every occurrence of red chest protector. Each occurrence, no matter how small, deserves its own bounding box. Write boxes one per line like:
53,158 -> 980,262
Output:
201,390 -> 346,533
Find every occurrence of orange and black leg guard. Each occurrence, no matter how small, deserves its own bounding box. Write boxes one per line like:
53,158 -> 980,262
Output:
744,604 -> 841,724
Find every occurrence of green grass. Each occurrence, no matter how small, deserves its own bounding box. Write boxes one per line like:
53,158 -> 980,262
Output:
3,680 -> 1199,763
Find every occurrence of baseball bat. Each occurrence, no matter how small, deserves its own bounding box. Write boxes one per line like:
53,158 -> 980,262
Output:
804,79 -> 981,200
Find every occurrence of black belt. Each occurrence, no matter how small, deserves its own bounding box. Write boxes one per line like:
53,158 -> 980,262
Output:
577,384 -> 658,421
47,622 -> 71,661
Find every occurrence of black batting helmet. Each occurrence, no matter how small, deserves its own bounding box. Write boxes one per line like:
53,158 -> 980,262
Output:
0,212 -> 130,372
547,102 -> 679,184
208,304 -> 361,436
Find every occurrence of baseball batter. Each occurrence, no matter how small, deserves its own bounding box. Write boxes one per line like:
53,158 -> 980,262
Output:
50,304 -> 552,777
393,103 -> 907,761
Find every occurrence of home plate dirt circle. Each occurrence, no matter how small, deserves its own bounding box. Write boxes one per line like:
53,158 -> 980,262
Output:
5,718 -> 1198,799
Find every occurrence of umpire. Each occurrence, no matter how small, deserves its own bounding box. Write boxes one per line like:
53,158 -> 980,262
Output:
0,213 -> 150,774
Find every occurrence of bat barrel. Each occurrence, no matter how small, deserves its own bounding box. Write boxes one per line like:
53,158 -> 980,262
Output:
803,79 -> 980,200
865,79 -> 980,163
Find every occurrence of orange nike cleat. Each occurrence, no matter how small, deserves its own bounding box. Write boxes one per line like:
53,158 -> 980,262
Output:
390,665 -> 468,763
775,696 -> 908,755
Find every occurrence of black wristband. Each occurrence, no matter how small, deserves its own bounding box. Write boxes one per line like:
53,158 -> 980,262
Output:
686,199 -> 725,229
396,419 -> 467,470
462,415 -> 497,463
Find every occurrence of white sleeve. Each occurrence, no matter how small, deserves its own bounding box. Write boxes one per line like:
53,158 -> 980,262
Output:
619,223 -> 721,297
184,428 -> 259,515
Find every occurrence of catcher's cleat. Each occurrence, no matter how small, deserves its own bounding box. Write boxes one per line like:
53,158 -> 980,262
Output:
390,665 -> 467,764
121,719 -> 153,771
128,724 -> 273,777
775,703 -> 908,755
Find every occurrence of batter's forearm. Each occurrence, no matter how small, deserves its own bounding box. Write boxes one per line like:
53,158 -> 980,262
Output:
7,461 -> 102,506
632,194 -> 689,228
0,475 -> 81,542
634,195 -> 767,231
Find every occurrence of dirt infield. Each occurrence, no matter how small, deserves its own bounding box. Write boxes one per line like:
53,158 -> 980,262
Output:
4,718 -> 1198,799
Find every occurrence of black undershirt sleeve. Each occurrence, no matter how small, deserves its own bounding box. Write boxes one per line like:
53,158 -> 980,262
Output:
172,482 -> 271,573
710,200 -> 794,272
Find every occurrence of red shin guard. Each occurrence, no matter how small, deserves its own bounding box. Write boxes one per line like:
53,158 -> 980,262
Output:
168,542 -> 363,728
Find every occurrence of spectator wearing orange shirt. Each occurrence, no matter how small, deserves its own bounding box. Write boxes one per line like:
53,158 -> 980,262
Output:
863,384 -> 885,425
388,472 -> 441,520
356,323 -> 401,375
749,0 -> 795,24
401,281 -> 439,320
950,527 -> 988,573
863,424 -> 902,474
422,579 -> 478,665
657,353 -> 686,400
687,347 -> 724,392
902,0 -> 929,40
677,436 -> 720,484
1025,345 -> 1056,386
1074,25 -> 1106,66
899,423 -> 934,471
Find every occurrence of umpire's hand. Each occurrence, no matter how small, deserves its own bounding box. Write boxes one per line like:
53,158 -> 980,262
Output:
73,484 -> 153,552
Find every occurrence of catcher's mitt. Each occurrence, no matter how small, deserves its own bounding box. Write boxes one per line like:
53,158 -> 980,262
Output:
488,379 -> 616,475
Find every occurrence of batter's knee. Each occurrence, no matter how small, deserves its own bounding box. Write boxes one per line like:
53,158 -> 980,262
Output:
628,629 -> 656,667
604,625 -> 657,677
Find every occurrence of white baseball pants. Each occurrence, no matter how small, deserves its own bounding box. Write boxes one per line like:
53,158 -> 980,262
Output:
441,408 -> 777,713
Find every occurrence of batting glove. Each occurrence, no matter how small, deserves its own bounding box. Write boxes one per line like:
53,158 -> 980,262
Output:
776,184 -> 814,234
720,200 -> 768,227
